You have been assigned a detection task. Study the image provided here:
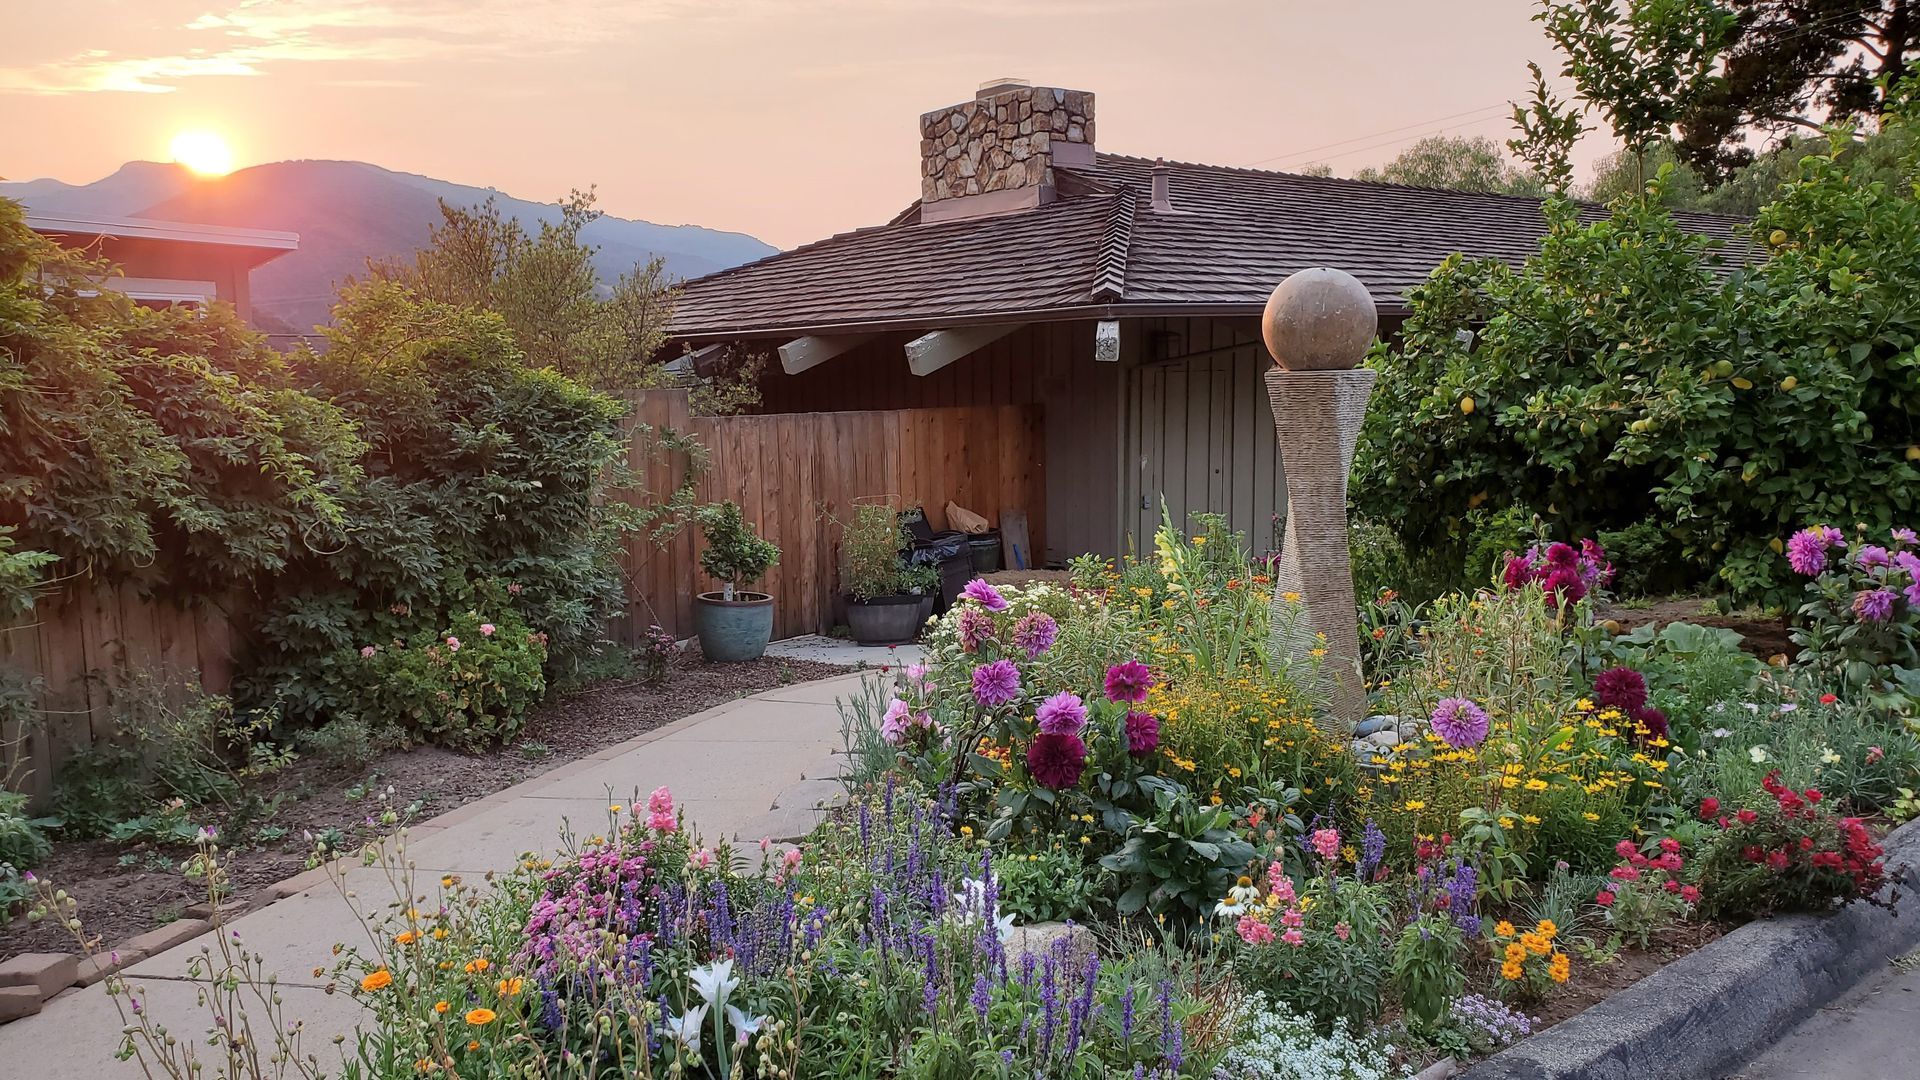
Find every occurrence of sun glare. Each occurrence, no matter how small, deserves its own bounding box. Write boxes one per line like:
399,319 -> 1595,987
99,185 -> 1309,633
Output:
169,130 -> 236,177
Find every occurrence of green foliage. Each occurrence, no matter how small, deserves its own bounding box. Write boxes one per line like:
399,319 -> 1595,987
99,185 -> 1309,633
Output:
1391,913 -> 1466,1025
1675,1 -> 1920,182
244,280 -> 635,734
1357,119 -> 1920,605
1099,776 -> 1258,925
354,604 -> 547,750
0,789 -> 54,869
1535,0 -> 1736,164
695,500 -> 779,596
839,503 -> 905,602
1352,135 -> 1545,195
0,200 -> 362,591
0,526 -> 57,618
296,716 -> 405,774
52,676 -> 289,839
991,840 -> 1105,923
1232,875 -> 1396,1029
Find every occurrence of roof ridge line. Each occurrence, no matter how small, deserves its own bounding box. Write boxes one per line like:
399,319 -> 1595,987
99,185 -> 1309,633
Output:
1090,187 -> 1135,302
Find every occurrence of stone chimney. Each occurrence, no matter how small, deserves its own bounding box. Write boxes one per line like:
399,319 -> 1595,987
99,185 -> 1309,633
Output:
919,78 -> 1095,222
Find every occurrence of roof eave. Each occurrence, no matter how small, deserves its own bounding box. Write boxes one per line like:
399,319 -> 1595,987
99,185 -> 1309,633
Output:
665,298 -> 1409,343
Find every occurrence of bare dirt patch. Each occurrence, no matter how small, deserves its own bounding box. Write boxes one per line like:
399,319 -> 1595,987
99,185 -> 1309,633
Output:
0,654 -> 846,961
1596,598 -> 1794,660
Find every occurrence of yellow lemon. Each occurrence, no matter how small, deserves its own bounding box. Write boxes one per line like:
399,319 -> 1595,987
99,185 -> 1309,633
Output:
1731,377 -> 1753,390
1780,375 -> 1798,391
1769,228 -> 1788,246
1769,537 -> 1785,553
1908,445 -> 1920,462
1460,395 -> 1476,415
1712,359 -> 1735,377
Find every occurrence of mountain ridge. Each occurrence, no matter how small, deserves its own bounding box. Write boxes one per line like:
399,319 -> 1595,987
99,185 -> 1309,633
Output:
1,160 -> 777,332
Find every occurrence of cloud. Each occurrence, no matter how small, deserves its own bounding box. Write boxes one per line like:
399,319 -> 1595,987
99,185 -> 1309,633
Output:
1,0 -> 1182,96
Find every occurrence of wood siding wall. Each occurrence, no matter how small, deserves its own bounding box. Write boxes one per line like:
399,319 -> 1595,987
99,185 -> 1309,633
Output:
614,390 -> 1046,643
751,322 -> 1120,562
1123,317 -> 1289,557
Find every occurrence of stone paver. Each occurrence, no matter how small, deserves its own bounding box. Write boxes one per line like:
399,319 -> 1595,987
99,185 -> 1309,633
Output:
0,669 -> 877,1077
1730,957 -> 1920,1080
765,634 -> 923,667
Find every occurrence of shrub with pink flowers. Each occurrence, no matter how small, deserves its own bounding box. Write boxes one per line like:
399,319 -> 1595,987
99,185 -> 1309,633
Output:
1785,524 -> 1920,702
1499,538 -> 1613,609
354,604 -> 547,750
1592,836 -> 1698,947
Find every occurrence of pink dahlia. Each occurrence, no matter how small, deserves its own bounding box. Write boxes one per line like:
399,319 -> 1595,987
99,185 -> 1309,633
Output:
1594,667 -> 1650,713
1853,587 -> 1898,623
1429,697 -> 1490,749
960,578 -> 1009,611
1124,711 -> 1160,757
1035,691 -> 1088,736
957,607 -> 994,652
1786,527 -> 1831,576
881,697 -> 913,745
971,659 -> 1022,708
1011,611 -> 1059,658
1104,661 -> 1156,704
1026,731 -> 1088,789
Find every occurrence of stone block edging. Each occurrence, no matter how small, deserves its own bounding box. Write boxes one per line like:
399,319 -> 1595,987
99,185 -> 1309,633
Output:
1462,816 -> 1920,1080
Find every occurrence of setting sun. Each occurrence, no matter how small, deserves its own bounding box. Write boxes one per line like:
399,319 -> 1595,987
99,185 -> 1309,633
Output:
168,130 -> 235,176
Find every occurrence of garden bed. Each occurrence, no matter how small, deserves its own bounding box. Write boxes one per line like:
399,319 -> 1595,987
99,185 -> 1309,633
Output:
0,653 -> 843,962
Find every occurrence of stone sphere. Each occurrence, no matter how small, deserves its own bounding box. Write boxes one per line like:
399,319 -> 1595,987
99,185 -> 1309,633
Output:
1261,268 -> 1378,371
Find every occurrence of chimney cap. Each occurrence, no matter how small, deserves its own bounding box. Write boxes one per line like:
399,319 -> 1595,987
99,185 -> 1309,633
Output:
976,77 -> 1031,99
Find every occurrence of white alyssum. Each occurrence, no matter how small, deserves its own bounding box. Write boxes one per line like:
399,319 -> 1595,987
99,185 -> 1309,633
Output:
1217,993 -> 1406,1080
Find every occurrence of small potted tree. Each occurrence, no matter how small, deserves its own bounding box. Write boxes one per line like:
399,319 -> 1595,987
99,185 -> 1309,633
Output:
841,503 -> 921,645
693,500 -> 780,662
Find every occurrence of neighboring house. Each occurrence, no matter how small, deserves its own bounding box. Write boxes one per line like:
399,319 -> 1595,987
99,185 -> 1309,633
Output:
666,79 -> 1747,563
26,211 -> 297,327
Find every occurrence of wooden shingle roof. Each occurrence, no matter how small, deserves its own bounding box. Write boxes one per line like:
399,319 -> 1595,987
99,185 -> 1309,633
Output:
667,153 -> 1751,340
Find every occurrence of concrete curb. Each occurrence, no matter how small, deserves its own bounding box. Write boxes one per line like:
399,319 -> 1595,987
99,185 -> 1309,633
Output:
1462,816 -> 1920,1080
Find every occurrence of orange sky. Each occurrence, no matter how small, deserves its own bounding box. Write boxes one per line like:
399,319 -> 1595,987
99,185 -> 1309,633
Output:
2,0 -> 1620,249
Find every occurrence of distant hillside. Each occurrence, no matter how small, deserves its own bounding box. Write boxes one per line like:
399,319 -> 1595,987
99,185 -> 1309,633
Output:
1,160 -> 777,332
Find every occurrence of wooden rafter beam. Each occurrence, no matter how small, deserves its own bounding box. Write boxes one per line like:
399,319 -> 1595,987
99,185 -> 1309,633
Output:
778,333 -> 875,375
905,324 -> 1025,377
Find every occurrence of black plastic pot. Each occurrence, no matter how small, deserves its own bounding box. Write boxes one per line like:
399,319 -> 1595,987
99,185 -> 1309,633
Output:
693,591 -> 774,662
846,594 -> 924,646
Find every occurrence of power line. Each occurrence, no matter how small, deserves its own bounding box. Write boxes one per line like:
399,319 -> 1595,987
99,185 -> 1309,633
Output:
1242,103 -> 1512,167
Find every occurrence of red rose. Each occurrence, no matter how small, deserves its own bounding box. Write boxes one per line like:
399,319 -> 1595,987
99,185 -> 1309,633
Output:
1767,851 -> 1790,871
1700,797 -> 1720,819
1804,789 -> 1823,804
1595,890 -> 1616,907
1737,809 -> 1759,825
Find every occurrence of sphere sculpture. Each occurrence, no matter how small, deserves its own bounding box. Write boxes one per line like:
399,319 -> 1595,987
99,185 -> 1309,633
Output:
1261,268 -> 1379,728
1261,267 -> 1378,371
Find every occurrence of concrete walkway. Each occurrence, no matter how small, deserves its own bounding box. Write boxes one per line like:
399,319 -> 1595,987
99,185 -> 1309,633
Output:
1729,955 -> 1920,1080
0,669 -> 881,1077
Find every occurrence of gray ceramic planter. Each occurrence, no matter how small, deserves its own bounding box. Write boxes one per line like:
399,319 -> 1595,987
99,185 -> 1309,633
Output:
693,592 -> 774,663
846,594 -> 923,646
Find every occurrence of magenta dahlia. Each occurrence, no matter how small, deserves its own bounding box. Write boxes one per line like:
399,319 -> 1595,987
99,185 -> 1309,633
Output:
960,578 -> 1009,611
1786,527 -> 1831,576
1594,667 -> 1650,713
1104,661 -> 1155,704
1124,711 -> 1160,756
1011,611 -> 1058,658
1853,588 -> 1898,623
1430,697 -> 1490,749
970,659 -> 1022,708
1026,731 -> 1088,789
1035,691 -> 1088,736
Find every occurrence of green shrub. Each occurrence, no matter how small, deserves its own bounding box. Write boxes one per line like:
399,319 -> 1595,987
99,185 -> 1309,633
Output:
695,500 -> 778,599
1356,119 -> 1920,607
839,503 -> 904,601
353,604 -> 547,750
0,790 -> 53,869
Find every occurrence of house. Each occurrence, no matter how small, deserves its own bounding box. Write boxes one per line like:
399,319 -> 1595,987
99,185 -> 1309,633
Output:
26,210 -> 297,326
665,79 -> 1746,564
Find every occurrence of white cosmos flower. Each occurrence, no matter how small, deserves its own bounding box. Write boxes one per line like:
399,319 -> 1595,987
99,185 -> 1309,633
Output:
726,1004 -> 767,1046
689,959 -> 739,1008
661,1004 -> 708,1053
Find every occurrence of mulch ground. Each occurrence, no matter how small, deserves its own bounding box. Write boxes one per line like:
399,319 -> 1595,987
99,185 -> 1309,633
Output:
1528,920 -> 1726,1031
1595,598 -> 1795,659
0,653 -> 845,961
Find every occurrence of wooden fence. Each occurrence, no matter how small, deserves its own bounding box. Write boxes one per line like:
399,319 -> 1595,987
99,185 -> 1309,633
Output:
0,392 -> 1043,799
615,390 -> 1047,642
0,582 -> 244,802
